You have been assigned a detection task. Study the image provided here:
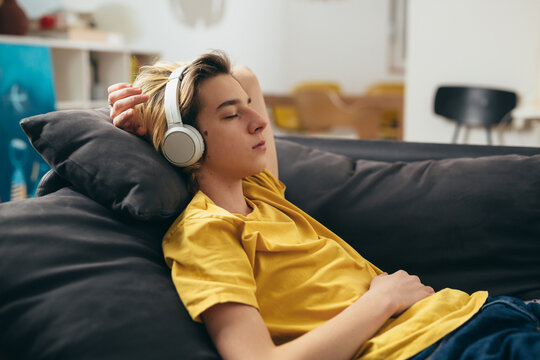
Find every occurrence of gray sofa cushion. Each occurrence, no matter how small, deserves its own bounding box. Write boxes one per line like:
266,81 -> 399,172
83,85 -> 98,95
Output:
20,108 -> 190,220
277,139 -> 540,300
0,187 -> 218,360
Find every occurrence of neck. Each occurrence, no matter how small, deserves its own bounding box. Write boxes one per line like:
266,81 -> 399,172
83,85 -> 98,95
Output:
196,169 -> 252,216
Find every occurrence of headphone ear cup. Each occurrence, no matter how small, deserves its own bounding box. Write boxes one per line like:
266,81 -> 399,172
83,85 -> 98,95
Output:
162,125 -> 205,167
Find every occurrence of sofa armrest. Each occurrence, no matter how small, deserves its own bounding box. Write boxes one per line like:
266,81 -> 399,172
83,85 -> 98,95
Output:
35,169 -> 71,197
278,136 -> 540,162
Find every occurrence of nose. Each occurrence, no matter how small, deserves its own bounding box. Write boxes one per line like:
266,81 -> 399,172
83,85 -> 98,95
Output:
247,107 -> 268,134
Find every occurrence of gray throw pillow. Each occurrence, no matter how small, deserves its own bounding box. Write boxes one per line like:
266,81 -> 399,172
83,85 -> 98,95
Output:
20,108 -> 190,220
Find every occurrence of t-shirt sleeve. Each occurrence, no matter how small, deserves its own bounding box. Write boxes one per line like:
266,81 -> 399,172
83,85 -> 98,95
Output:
162,217 -> 259,323
243,169 -> 286,197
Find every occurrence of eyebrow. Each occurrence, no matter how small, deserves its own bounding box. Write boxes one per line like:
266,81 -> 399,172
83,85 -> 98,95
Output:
216,97 -> 252,112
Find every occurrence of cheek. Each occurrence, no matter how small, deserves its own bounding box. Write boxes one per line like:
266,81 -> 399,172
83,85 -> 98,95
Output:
201,131 -> 225,160
201,125 -> 240,158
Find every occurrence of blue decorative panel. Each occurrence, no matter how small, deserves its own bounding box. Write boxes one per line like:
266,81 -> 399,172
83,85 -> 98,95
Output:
0,43 -> 55,202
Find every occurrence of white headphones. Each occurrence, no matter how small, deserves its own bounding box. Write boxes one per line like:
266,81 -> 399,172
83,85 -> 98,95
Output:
162,65 -> 205,167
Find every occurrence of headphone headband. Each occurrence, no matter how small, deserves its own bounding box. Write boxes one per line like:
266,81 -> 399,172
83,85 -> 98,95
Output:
164,66 -> 187,127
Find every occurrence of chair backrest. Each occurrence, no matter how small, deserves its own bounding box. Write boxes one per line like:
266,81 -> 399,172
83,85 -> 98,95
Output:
294,88 -> 355,132
366,82 -> 404,96
292,81 -> 341,94
434,86 -> 517,126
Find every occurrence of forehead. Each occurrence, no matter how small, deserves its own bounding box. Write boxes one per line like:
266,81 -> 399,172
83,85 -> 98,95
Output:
197,74 -> 247,109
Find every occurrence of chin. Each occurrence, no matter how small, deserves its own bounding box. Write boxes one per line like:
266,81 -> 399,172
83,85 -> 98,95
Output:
255,162 -> 267,174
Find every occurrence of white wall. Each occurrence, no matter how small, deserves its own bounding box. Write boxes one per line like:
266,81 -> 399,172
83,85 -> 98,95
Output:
405,0 -> 540,146
281,0 -> 403,92
18,0 -> 63,18
20,0 -> 400,94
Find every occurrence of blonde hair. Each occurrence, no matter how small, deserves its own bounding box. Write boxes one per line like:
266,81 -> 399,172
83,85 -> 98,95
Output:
132,51 -> 231,192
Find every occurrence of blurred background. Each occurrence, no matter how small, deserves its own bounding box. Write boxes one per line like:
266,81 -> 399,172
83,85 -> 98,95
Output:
1,0 -> 540,201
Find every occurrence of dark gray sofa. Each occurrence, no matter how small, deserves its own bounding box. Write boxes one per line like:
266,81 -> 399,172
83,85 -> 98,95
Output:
1,108 -> 539,359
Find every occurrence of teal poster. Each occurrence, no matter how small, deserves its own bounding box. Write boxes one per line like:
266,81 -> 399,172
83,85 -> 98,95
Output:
0,43 -> 55,203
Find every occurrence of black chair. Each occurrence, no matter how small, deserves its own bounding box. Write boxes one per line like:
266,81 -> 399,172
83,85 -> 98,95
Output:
434,86 -> 517,145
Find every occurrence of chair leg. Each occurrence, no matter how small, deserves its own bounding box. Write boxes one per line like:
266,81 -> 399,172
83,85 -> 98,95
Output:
452,123 -> 461,143
486,126 -> 492,145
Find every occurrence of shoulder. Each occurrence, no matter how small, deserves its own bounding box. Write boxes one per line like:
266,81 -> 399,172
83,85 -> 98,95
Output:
162,196 -> 246,269
164,191 -> 240,242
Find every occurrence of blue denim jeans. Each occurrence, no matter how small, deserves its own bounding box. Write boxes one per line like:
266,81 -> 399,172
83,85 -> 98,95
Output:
409,296 -> 540,360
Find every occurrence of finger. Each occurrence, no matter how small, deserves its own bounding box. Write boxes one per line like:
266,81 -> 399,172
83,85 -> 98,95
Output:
135,126 -> 147,136
108,87 -> 145,108
112,108 -> 136,130
108,82 -> 133,94
111,94 -> 149,119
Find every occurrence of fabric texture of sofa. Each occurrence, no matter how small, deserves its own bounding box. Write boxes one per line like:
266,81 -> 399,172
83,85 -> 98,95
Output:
1,108 -> 539,359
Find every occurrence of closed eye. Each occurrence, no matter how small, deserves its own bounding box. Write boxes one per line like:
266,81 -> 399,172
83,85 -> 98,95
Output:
225,114 -> 238,119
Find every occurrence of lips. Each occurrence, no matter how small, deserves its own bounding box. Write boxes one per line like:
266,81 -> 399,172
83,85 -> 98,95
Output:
252,140 -> 266,150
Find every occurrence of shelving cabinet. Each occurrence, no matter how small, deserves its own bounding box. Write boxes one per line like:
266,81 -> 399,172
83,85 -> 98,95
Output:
0,34 -> 160,110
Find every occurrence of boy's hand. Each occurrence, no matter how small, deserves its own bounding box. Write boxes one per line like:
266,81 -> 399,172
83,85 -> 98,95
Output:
368,270 -> 435,317
108,83 -> 149,136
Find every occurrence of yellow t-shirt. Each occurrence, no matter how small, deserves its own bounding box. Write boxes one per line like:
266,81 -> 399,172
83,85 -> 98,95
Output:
162,170 -> 488,360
